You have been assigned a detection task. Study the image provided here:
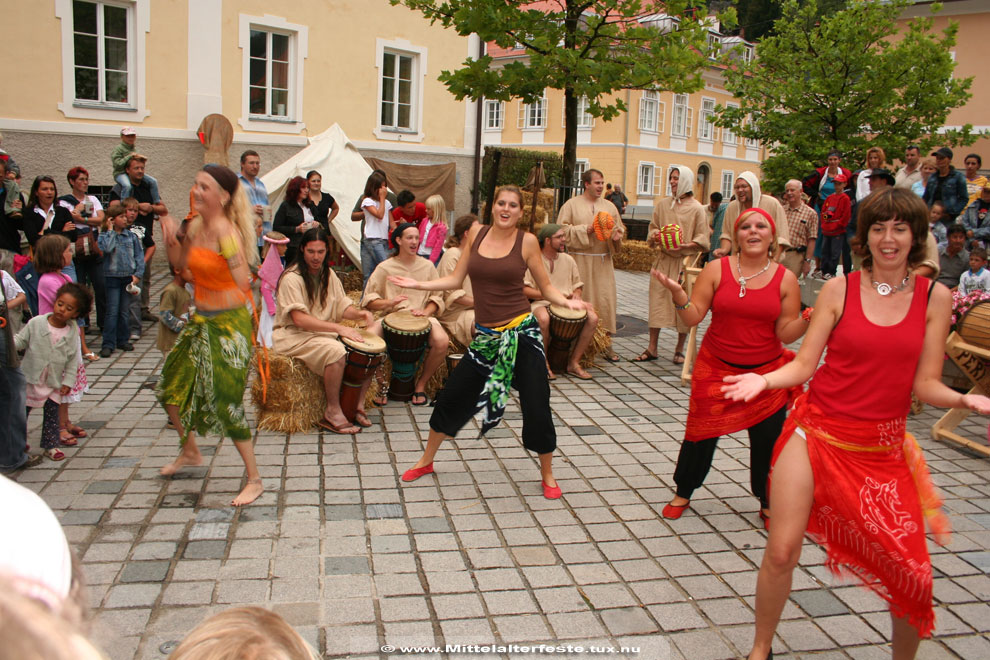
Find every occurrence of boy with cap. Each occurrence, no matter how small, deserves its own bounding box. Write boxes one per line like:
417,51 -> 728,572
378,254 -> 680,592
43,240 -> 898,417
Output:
111,127 -> 159,201
819,173 -> 851,279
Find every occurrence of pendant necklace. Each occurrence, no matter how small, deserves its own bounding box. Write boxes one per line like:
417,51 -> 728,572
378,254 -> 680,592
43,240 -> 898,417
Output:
871,273 -> 910,296
737,258 -> 772,298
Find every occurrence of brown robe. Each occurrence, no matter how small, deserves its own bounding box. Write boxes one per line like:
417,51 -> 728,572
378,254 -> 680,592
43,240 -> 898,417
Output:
523,252 -> 583,310
648,196 -> 709,331
272,268 -> 353,373
436,246 -> 475,347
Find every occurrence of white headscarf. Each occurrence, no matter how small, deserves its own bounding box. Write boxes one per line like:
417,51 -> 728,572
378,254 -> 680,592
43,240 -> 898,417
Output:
736,171 -> 762,207
669,165 -> 697,208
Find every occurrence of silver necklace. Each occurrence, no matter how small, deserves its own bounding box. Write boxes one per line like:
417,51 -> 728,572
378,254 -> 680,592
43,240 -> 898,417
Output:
871,273 -> 910,296
736,258 -> 772,298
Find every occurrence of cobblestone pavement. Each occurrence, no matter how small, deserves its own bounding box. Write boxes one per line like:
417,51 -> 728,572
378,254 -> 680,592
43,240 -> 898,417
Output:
11,268 -> 990,660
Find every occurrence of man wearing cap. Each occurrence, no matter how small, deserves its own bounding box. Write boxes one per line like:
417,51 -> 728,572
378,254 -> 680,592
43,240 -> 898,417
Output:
111,127 -> 159,202
780,179 -> 818,278
894,145 -> 922,190
962,182 -> 990,249
522,224 -> 597,379
714,171 -> 792,259
924,147 -> 969,221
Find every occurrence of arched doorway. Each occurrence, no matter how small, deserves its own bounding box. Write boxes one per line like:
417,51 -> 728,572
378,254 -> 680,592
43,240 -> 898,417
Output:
696,163 -> 711,202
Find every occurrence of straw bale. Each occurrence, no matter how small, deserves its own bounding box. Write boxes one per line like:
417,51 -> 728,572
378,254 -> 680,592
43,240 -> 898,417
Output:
613,240 -> 655,273
334,268 -> 363,293
251,352 -> 325,433
577,319 -> 611,368
363,339 -> 465,409
519,189 -> 556,228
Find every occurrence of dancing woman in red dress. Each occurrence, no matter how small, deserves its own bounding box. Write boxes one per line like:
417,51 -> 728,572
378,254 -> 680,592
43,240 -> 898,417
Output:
724,188 -> 990,660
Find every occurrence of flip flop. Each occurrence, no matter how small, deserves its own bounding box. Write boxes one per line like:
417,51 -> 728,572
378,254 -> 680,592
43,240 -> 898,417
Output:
67,425 -> 87,438
58,430 -> 78,447
411,391 -> 428,406
672,352 -> 685,365
372,394 -> 389,407
83,351 -> 100,362
566,368 -> 593,380
354,410 -> 373,428
632,351 -> 658,362
317,416 -> 360,435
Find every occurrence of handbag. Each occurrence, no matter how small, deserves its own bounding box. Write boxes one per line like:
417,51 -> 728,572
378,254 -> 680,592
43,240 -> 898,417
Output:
75,229 -> 103,259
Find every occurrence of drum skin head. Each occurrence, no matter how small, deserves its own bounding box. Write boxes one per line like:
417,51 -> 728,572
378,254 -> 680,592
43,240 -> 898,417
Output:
342,330 -> 386,353
549,304 -> 588,321
384,310 -> 431,333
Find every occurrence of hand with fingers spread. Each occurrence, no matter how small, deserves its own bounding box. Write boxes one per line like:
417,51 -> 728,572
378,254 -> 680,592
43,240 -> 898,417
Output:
721,372 -> 769,402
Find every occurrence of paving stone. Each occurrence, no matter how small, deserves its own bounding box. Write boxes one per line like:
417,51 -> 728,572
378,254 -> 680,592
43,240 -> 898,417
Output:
119,561 -> 170,583
183,540 -> 227,560
600,606 -> 657,635
104,583 -> 162,608
790,589 -> 850,617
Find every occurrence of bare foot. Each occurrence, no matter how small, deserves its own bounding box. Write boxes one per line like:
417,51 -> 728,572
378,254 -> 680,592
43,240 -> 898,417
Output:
232,478 -> 263,506
160,451 -> 202,476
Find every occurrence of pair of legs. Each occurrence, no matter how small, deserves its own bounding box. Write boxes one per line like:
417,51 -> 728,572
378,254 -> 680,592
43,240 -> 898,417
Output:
28,399 -> 63,460
373,318 -> 448,405
748,431 -> 921,660
819,234 -> 845,277
532,304 -> 596,379
319,322 -> 383,433
160,405 -> 263,506
667,405 -> 785,518
0,347 -> 30,471
638,327 -> 686,364
103,275 -> 133,352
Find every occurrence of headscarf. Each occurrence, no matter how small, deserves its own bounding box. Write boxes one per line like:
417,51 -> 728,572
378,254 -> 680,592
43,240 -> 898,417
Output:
736,171 -> 763,208
202,164 -> 239,197
669,165 -> 697,208
390,222 -> 417,250
538,223 -> 562,244
258,234 -> 290,296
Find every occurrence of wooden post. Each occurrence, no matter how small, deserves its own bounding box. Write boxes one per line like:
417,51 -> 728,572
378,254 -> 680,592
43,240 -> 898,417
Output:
680,254 -> 704,387
528,162 -> 543,233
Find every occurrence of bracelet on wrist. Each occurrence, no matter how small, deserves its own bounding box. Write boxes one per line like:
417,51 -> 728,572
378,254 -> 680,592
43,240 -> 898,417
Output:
674,299 -> 691,311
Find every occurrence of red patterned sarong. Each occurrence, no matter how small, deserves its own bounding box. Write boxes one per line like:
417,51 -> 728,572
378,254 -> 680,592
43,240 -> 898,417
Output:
684,342 -> 797,442
772,393 -> 950,637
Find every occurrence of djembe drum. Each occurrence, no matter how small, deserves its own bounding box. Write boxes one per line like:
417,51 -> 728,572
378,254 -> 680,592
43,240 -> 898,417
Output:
958,300 -> 990,350
546,304 -> 587,372
339,330 -> 386,422
382,311 -> 431,401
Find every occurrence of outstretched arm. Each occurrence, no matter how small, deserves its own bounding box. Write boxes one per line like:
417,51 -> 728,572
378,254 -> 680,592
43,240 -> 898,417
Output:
388,224 -> 480,291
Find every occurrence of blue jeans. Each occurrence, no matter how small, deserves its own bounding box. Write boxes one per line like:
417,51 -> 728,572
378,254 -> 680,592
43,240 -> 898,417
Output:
361,238 -> 390,289
115,172 -> 160,202
0,339 -> 28,472
103,275 -> 132,349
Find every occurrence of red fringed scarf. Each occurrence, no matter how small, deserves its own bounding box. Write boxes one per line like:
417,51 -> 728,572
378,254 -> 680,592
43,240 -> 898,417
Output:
772,393 -> 950,638
684,342 -> 798,442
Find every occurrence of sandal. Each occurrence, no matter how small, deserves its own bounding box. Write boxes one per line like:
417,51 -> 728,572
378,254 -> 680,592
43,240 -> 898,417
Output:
672,352 -> 685,365
354,410 -> 373,428
317,416 -> 360,435
411,391 -> 428,406
83,351 -> 99,362
67,425 -> 87,438
45,448 -> 66,461
372,394 -> 389,407
58,430 -> 78,447
632,351 -> 658,362
603,353 -> 621,363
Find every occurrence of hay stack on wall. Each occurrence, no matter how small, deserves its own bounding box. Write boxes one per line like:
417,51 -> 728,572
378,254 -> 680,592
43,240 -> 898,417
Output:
613,240 -> 655,273
519,189 -> 556,228
251,353 -> 326,433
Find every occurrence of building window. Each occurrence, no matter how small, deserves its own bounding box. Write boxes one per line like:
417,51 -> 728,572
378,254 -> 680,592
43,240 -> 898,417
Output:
71,0 -> 130,105
576,95 -> 594,129
249,29 -> 291,118
484,99 -> 503,130
671,94 -> 693,138
518,93 -> 547,129
722,103 -> 738,145
637,163 -> 656,196
698,97 -> 717,142
745,134 -> 760,149
572,160 -> 589,189
707,32 -> 721,59
380,51 -> 415,130
721,170 -> 734,199
638,91 -> 665,133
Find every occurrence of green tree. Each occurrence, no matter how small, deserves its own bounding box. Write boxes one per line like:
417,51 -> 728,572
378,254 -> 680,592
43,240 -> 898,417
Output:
390,0 -> 731,191
715,0 -> 975,190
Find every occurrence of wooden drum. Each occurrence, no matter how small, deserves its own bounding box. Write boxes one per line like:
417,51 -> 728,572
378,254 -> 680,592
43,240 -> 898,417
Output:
546,304 -> 587,372
382,311 -> 431,401
340,331 -> 386,422
958,300 -> 990,350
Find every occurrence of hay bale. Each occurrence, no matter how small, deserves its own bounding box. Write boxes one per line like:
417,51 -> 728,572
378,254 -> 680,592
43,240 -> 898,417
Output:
519,189 -> 556,228
614,240 -> 655,273
334,268 -> 363,293
578,318 -> 611,368
251,352 -> 326,433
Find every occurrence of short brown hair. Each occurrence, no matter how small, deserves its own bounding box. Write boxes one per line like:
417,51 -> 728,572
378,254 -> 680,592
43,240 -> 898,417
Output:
581,168 -> 603,185
855,188 -> 929,271
121,197 -> 139,210
33,234 -> 71,274
169,606 -> 319,660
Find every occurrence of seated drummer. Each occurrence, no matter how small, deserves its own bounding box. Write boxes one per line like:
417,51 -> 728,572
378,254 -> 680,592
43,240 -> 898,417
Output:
363,222 -> 449,406
522,223 -> 598,380
272,227 -> 380,434
436,214 -> 480,348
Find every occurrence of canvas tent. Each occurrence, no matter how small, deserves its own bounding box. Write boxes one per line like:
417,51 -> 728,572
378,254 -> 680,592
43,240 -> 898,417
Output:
260,123 -> 370,266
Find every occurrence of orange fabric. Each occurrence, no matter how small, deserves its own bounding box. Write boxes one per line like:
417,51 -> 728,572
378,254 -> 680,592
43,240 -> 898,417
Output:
684,342 -> 797,442
772,393 -> 949,637
188,246 -> 250,310
592,211 -> 614,241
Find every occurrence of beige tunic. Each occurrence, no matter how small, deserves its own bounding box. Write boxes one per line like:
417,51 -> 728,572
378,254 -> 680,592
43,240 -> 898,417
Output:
272,268 -> 353,374
558,195 -> 624,332
523,253 -> 583,311
436,246 -> 475,347
362,256 -> 445,316
648,196 -> 710,331
719,195 -> 792,250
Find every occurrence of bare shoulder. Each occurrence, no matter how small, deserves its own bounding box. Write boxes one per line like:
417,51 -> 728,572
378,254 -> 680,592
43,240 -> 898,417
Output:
816,275 -> 847,307
926,280 -> 951,308
778,264 -> 799,288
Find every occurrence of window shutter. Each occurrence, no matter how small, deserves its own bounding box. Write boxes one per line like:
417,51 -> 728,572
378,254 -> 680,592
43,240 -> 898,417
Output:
658,102 -> 665,133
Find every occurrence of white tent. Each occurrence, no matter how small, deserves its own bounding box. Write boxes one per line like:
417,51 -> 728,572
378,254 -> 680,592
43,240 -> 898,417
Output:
260,123 -> 370,266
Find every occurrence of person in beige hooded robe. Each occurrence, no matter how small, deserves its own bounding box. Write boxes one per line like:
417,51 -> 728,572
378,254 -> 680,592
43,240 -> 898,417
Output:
557,168 -> 624,360
636,165 -> 710,364
714,171 -> 791,259
436,214 -> 478,348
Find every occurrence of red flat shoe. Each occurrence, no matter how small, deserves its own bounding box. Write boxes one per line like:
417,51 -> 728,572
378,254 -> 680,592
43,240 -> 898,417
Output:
401,463 -> 434,482
661,502 -> 690,519
542,481 -> 562,499
759,509 -> 770,531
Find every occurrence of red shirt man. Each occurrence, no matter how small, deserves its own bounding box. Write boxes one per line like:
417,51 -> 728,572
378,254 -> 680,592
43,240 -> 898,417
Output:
390,190 -> 428,226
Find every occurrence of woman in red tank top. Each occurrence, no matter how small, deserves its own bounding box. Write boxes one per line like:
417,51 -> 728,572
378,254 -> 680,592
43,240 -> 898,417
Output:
387,186 -> 586,500
724,189 -> 990,660
651,208 -> 807,527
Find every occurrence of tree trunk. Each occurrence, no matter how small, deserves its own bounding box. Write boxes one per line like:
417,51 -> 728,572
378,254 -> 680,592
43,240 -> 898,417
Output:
562,88 -> 578,195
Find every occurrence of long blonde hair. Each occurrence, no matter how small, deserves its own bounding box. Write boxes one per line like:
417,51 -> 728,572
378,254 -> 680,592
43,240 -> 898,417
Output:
424,194 -> 447,227
186,175 -> 259,267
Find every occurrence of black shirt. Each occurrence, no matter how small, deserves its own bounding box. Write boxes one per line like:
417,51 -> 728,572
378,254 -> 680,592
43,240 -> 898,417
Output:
311,192 -> 336,225
110,178 -> 155,249
0,187 -> 20,252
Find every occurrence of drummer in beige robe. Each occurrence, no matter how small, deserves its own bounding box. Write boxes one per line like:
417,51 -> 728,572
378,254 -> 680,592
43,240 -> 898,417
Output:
436,214 -> 479,348
363,222 -> 448,406
636,165 -> 710,365
558,168 -> 624,362
713,171 -> 792,259
522,224 -> 598,380
273,227 -> 379,434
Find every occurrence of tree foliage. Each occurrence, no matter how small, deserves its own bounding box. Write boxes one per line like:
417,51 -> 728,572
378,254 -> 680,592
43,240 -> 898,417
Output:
391,0 -> 731,188
715,0 -> 976,190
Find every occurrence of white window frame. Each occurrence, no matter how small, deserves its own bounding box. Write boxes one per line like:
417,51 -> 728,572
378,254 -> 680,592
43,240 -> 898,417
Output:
671,94 -> 693,138
698,97 -> 718,142
639,91 -> 665,134
707,32 -> 721,59
238,14 -> 308,134
518,92 -> 548,130
56,0 -> 150,121
722,102 -> 739,145
637,162 -> 656,197
564,95 -> 594,129
374,38 -> 427,142
483,99 -> 504,130
721,170 -> 734,199
572,160 -> 590,189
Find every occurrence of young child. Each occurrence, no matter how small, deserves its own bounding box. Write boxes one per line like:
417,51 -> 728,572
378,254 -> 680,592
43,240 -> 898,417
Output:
98,202 -> 144,358
121,197 -> 147,341
930,201 -> 948,248
111,127 -> 160,200
15,282 -> 92,461
958,247 -> 990,296
0,159 -> 21,220
819,173 -> 852,279
34,235 -> 90,444
257,231 -> 289,348
156,265 -> 191,356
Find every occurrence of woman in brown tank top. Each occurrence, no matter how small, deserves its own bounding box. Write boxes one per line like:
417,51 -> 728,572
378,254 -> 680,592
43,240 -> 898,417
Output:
388,186 -> 585,499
